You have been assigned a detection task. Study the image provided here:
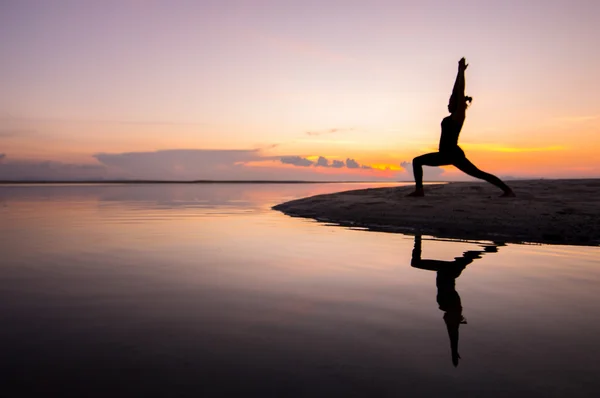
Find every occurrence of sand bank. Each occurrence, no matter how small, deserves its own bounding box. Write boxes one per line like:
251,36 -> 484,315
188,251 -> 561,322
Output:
273,179 -> 600,246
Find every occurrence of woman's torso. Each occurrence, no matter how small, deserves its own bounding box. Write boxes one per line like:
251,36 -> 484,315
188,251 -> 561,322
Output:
439,116 -> 463,151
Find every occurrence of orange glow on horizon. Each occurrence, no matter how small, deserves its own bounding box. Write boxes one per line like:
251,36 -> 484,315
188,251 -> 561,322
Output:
370,164 -> 404,171
460,144 -> 567,153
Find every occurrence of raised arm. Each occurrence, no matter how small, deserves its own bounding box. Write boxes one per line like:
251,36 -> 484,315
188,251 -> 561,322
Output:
410,235 -> 500,271
450,58 -> 468,121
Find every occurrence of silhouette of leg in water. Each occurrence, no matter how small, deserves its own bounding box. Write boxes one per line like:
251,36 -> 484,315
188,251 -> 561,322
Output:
407,149 -> 515,197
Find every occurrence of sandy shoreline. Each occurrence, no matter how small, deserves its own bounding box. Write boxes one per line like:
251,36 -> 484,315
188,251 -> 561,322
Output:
273,179 -> 600,246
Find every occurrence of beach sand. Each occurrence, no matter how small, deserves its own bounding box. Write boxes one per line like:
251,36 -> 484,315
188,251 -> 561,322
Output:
273,179 -> 600,246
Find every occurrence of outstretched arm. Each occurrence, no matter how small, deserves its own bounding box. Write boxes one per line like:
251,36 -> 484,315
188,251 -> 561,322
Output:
410,235 -> 500,271
450,58 -> 468,121
411,235 -> 467,271
451,58 -> 467,98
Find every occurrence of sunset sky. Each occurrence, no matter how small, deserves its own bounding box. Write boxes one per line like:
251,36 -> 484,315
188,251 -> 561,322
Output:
1,0 -> 599,181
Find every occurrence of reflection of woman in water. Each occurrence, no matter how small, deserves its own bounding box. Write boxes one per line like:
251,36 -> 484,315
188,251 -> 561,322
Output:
410,235 -> 501,367
407,58 -> 515,197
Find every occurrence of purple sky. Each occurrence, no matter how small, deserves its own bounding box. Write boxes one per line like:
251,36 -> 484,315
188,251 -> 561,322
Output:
1,0 -> 599,180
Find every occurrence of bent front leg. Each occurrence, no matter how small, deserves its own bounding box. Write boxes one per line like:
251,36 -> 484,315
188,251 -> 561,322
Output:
412,152 -> 449,189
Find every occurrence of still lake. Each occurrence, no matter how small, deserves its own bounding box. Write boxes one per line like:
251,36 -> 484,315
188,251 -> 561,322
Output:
1,183 -> 599,397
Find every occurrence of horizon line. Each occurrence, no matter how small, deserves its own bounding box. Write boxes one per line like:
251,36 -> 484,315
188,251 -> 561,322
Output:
0,177 -> 571,185
0,179 -> 413,185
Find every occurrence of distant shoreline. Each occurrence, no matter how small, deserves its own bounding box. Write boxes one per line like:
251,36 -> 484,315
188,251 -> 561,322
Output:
0,178 -> 552,185
0,180 -> 417,185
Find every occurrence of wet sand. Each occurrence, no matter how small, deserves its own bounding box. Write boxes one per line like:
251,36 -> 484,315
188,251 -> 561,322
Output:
273,179 -> 600,246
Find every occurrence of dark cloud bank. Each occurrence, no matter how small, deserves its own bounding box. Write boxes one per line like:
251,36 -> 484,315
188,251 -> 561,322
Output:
0,157 -> 107,181
0,149 -> 463,182
0,149 -> 407,181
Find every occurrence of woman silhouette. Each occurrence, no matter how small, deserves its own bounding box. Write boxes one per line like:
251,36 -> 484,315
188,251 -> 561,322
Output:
410,235 -> 502,366
407,58 -> 515,197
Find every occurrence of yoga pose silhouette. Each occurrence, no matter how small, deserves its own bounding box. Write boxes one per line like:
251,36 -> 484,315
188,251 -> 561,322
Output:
407,58 -> 515,197
410,235 -> 502,366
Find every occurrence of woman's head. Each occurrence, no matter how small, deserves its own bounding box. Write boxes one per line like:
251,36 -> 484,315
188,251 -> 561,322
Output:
448,95 -> 473,113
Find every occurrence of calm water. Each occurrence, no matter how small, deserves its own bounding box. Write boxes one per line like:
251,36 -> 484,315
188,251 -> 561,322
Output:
1,183 -> 599,398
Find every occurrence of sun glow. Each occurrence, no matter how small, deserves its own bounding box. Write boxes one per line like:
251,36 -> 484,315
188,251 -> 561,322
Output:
461,144 -> 567,153
369,164 -> 404,171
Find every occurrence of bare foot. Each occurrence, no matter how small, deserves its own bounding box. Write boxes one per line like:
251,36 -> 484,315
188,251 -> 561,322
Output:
406,188 -> 425,197
499,190 -> 516,197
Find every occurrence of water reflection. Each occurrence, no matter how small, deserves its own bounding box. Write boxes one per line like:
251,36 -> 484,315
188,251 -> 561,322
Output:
411,235 -> 504,367
2,184 -> 600,396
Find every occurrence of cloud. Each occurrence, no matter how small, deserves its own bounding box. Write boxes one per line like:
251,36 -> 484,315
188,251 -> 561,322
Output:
345,158 -> 360,169
2,149 -> 381,181
93,149 -> 384,181
0,159 -> 107,181
280,156 -> 314,167
0,153 -> 5,163
316,156 -> 329,167
95,149 -> 264,179
306,128 -> 354,136
284,155 -> 371,170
